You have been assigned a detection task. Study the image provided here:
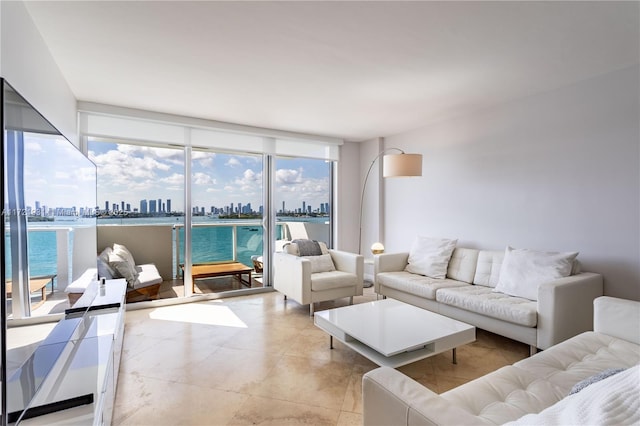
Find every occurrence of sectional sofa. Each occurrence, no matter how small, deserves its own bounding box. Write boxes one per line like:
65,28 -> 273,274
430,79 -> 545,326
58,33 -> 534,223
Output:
362,296 -> 640,425
375,247 -> 603,353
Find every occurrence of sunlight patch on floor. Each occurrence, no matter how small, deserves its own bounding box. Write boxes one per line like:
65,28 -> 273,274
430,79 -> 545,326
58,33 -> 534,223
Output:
149,303 -> 248,328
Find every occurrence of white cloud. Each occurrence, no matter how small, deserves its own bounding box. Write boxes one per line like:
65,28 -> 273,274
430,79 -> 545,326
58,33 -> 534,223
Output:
193,172 -> 216,185
225,157 -> 241,167
276,168 -> 303,184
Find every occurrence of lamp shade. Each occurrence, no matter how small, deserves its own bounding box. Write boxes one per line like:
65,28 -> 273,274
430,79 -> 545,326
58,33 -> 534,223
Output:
383,153 -> 423,177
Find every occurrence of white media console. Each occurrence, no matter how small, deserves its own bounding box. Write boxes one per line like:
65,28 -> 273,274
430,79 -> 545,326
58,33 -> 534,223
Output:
8,279 -> 126,425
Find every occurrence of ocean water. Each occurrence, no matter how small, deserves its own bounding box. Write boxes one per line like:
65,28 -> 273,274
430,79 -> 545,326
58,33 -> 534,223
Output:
5,216 -> 327,285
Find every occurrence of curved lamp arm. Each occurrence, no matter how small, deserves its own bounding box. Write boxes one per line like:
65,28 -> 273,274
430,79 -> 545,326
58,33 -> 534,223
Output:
358,148 -> 405,255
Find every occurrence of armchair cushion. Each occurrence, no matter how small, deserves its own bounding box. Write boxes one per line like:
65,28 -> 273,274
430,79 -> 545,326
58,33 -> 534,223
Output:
309,254 -> 336,273
311,271 -> 358,291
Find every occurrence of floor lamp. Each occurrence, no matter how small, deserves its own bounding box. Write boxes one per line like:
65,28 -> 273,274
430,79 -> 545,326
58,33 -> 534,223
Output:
359,148 -> 423,287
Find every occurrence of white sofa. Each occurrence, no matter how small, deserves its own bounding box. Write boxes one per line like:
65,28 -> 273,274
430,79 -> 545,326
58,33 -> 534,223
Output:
375,248 -> 603,352
363,296 -> 640,425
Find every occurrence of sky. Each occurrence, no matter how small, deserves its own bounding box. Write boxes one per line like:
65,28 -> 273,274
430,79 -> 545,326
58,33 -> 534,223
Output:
87,141 -> 331,213
22,134 -> 96,212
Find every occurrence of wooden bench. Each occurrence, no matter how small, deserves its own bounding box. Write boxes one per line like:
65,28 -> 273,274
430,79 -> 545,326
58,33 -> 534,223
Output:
6,274 -> 56,309
182,262 -> 252,292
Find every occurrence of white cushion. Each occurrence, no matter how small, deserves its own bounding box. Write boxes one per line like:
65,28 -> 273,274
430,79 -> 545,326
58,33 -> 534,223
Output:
473,250 -> 505,287
405,236 -> 457,279
133,264 -> 163,289
494,247 -> 578,301
377,271 -> 467,300
97,247 -> 117,279
311,271 -> 358,291
436,285 -> 538,327
446,248 -> 479,283
108,251 -> 139,288
309,254 -> 336,273
65,268 -> 98,294
113,243 -> 137,266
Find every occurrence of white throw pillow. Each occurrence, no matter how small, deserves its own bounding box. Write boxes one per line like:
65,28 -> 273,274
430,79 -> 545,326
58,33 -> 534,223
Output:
97,247 -> 118,279
113,243 -> 136,267
308,254 -> 336,273
108,251 -> 139,288
405,236 -> 457,279
494,246 -> 579,301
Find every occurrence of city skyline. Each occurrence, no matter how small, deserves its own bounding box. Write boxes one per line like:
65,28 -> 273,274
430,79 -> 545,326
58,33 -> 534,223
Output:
88,141 -> 331,215
97,196 -> 330,216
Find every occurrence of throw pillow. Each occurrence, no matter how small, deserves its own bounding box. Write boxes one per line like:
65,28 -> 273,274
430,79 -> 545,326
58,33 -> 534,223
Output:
494,246 -> 579,301
308,254 -> 336,273
405,236 -> 457,279
97,247 -> 118,279
113,243 -> 137,267
108,251 -> 139,288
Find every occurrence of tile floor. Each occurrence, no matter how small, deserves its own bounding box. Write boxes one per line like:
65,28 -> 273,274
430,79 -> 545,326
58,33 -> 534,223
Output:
114,288 -> 529,425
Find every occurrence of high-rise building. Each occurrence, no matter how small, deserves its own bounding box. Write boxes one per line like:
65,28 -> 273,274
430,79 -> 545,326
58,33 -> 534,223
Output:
105,201 -> 109,211
112,203 -> 118,212
167,199 -> 171,213
282,201 -> 285,213
121,201 -> 125,211
149,199 -> 157,213
158,198 -> 162,212
140,199 -> 148,214
302,201 -> 306,213
126,203 -> 131,211
35,201 -> 41,215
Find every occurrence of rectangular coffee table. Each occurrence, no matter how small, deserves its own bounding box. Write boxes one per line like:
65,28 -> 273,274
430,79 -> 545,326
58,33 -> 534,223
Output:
314,299 -> 475,368
185,262 -> 252,292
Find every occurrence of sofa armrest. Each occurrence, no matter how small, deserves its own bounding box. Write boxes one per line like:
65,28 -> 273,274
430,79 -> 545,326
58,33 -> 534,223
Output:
363,367 -> 485,426
536,272 -> 603,349
273,252 -> 312,305
374,252 -> 410,274
594,296 -> 640,344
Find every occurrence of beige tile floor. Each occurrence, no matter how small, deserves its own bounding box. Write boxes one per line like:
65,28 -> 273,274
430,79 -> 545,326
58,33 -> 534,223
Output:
114,288 -> 529,425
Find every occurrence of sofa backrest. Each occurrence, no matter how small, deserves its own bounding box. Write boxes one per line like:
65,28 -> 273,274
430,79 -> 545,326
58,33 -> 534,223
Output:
447,247 -> 582,287
446,248 -> 479,283
472,250 -> 505,287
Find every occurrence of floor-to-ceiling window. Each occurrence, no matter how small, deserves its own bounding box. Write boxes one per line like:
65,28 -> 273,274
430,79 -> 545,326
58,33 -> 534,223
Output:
79,107 -> 342,301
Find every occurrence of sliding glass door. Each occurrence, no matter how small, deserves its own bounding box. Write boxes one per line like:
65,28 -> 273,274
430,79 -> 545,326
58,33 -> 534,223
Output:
275,157 -> 332,251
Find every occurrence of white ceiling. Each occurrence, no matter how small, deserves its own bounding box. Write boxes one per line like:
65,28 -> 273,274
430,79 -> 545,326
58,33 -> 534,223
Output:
25,1 -> 639,142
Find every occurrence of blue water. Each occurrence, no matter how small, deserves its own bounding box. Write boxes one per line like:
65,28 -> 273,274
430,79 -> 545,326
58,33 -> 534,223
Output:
5,216 -> 327,282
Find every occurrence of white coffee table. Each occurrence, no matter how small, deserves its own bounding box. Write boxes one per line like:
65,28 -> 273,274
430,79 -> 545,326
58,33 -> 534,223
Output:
314,299 -> 475,368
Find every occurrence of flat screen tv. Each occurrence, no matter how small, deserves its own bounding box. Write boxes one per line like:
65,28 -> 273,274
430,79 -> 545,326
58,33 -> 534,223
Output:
1,79 -> 98,425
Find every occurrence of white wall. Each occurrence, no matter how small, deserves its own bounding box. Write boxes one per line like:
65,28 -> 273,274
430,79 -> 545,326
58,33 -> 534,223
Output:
0,1 -> 77,144
383,65 -> 640,301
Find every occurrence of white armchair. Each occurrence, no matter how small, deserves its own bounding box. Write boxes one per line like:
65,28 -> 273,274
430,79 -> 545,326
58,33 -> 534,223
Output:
273,242 -> 364,315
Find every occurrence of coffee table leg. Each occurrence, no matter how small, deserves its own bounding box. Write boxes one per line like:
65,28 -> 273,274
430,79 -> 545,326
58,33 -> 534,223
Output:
452,348 -> 457,364
330,336 -> 334,350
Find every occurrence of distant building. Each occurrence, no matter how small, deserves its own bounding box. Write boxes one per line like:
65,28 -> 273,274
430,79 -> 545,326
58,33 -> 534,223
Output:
149,199 -> 157,213
167,199 -> 171,213
105,201 -> 109,211
140,199 -> 148,214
